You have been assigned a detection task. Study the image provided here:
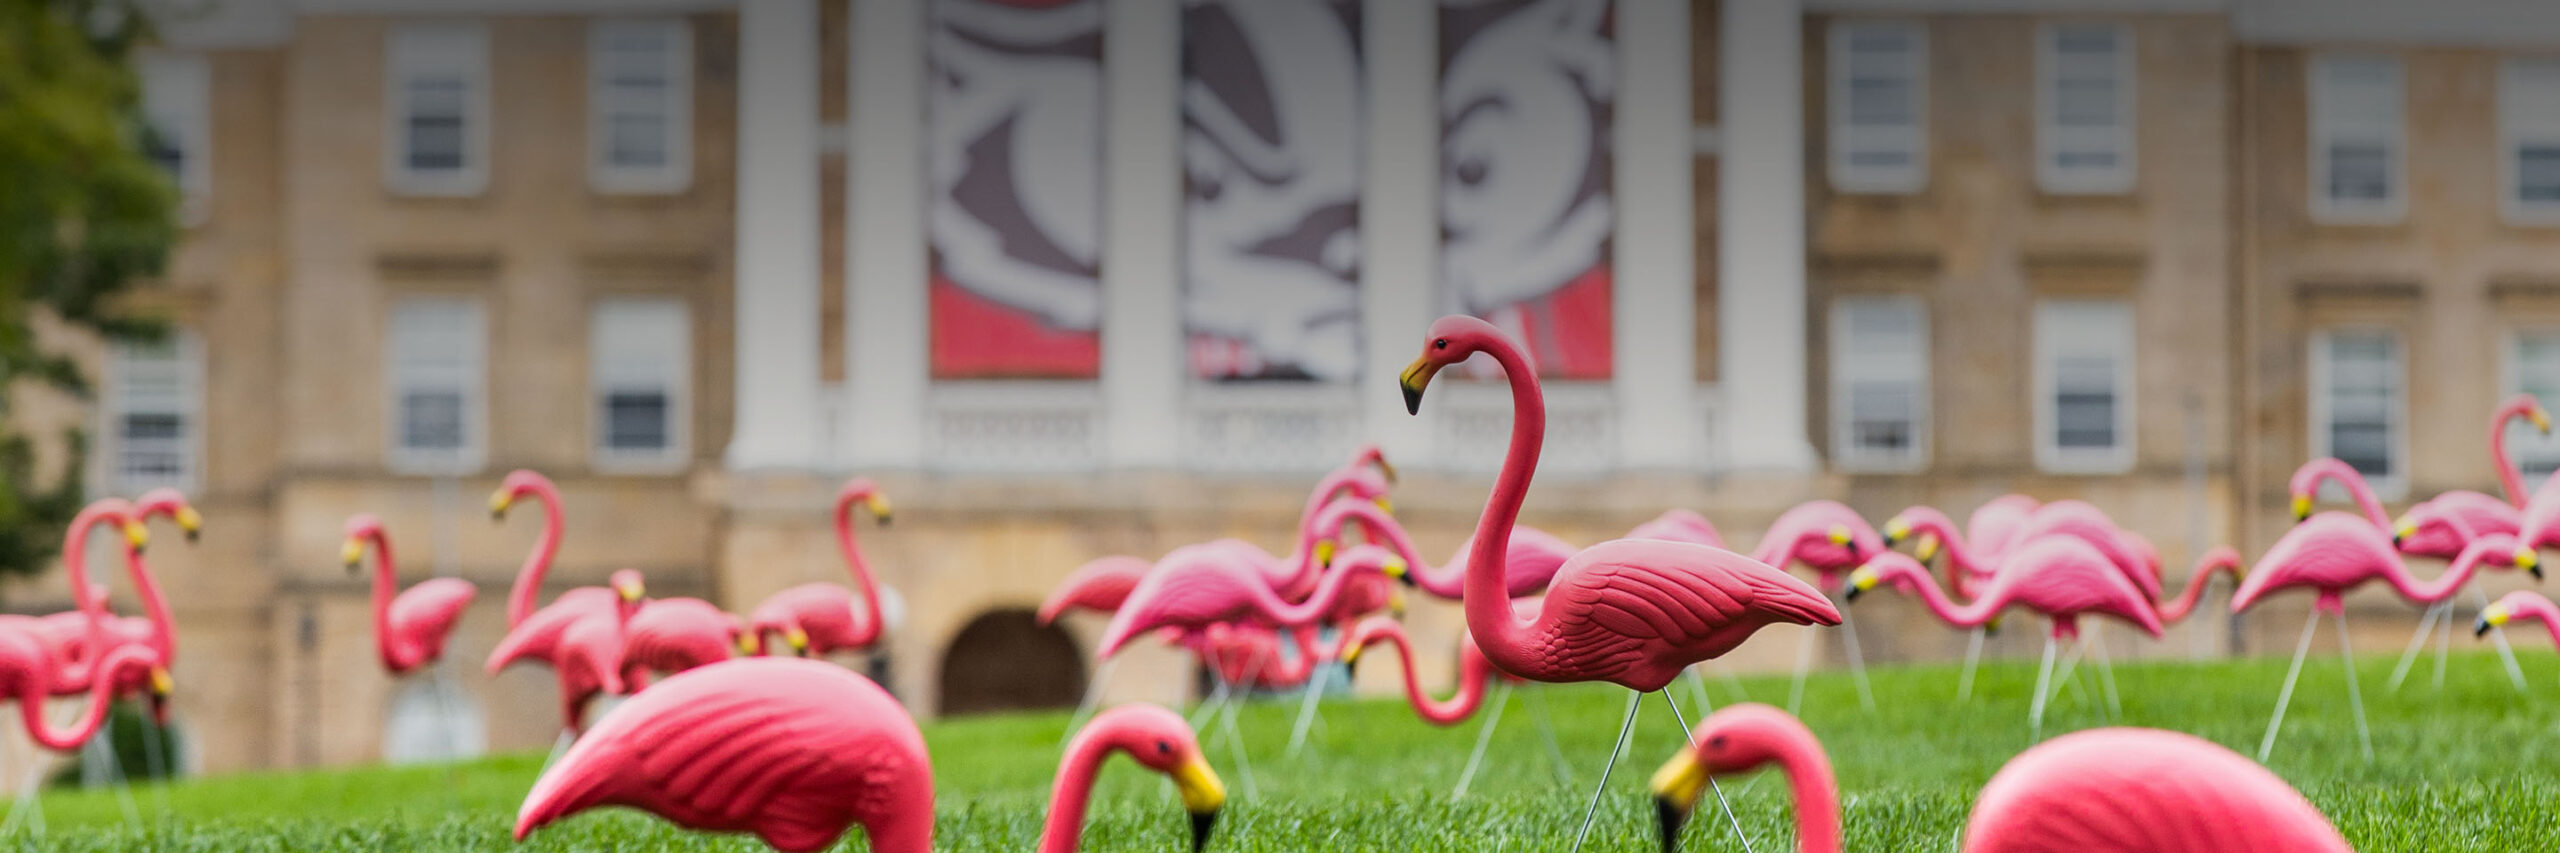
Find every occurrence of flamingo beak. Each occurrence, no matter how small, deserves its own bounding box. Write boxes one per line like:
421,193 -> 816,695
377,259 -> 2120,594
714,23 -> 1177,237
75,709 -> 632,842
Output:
2289,494 -> 2311,522
1341,639 -> 1365,666
1314,540 -> 1335,569
1915,532 -> 1941,564
1374,455 -> 1398,484
1387,587 -> 1408,618
123,521 -> 150,551
1985,614 -> 2004,635
618,580 -> 645,604
1173,758 -> 1226,852
489,490 -> 514,521
2391,518 -> 2415,548
1399,356 -> 1443,415
866,493 -> 894,526
148,668 -> 174,723
340,539 -> 364,572
1648,747 -> 1707,852
737,632 -> 761,656
1826,524 -> 1858,558
2520,548 -> 2544,581
1374,496 -> 1393,516
786,627 -> 810,656
1843,567 -> 1879,603
2477,604 -> 2510,638
2536,407 -> 2553,434
176,506 -> 203,542
1880,517 -> 1909,547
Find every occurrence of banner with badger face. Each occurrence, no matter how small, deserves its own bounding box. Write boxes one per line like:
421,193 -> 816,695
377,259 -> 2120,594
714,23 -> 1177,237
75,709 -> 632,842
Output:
1440,0 -> 1616,380
926,0 -> 1105,379
1180,0 -> 1366,383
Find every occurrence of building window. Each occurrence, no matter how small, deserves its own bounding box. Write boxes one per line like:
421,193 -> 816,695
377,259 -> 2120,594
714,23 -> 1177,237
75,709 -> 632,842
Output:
2308,54 -> 2404,223
2508,331 -> 2560,490
588,19 -> 692,194
2037,23 -> 2133,194
1828,296 -> 1928,471
2310,328 -> 2405,497
385,23 -> 490,196
2032,300 -> 2135,473
2501,59 -> 2560,222
387,296 -> 486,473
138,53 -> 211,221
1828,20 -> 1926,193
104,332 -> 202,493
589,298 -> 690,471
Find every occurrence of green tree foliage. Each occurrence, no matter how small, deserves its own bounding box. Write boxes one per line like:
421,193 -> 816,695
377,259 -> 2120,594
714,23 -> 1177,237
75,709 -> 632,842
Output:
0,0 -> 176,584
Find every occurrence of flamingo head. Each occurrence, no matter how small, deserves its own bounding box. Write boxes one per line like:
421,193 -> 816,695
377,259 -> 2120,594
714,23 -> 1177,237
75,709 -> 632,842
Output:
135,488 -> 202,543
1348,442 -> 1396,484
2516,546 -> 2544,581
783,624 -> 811,656
1082,705 -> 1226,853
609,569 -> 647,606
146,666 -> 174,726
2289,492 -> 2312,522
733,623 -> 762,656
838,478 -> 893,526
2537,403 -> 2556,434
1338,616 -> 1403,666
1400,315 -> 1506,414
1842,552 -> 1928,603
1651,704 -> 1815,851
340,514 -> 387,572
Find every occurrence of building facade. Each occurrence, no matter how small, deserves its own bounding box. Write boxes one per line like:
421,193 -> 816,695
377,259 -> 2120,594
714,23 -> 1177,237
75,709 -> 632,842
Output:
26,0 -> 2560,774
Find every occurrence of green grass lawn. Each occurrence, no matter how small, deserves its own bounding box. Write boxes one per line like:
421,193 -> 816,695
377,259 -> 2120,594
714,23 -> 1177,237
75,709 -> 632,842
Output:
23,645 -> 2560,851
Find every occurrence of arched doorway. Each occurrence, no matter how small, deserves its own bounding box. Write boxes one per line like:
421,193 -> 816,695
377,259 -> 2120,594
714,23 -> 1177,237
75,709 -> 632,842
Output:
938,608 -> 1085,716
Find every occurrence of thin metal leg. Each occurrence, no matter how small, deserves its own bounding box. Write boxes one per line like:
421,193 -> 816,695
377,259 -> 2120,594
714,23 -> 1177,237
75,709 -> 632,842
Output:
2054,636 -> 2090,712
2477,586 -> 2530,693
1660,691 -> 1754,853
1957,627 -> 1985,703
1838,609 -> 1877,715
2090,630 -> 2122,720
1713,662 -> 1750,704
1063,656 -> 1119,745
2335,610 -> 2374,764
2385,601 -> 2443,693
1567,691 -> 1643,853
1285,659 -> 1332,758
2257,607 -> 2322,763
2028,636 -> 2058,742
1786,624 -> 1815,716
1526,687 -> 1575,787
1451,684 -> 1512,799
1685,667 -> 1713,719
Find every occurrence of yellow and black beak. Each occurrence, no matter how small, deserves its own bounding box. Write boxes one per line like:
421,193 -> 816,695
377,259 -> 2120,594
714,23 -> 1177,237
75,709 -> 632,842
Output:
866,493 -> 894,526
1842,566 -> 1879,603
2535,406 -> 2554,434
2391,517 -> 2415,549
1374,455 -> 1398,484
1400,356 -> 1444,415
617,580 -> 646,604
123,521 -> 149,551
1985,614 -> 2005,636
1314,540 -> 1336,569
489,490 -> 515,521
147,667 -> 175,721
1649,747 -> 1707,852
1374,496 -> 1394,516
2520,547 -> 2546,581
2290,494 -> 2311,523
341,538 -> 365,573
176,506 -> 203,543
1826,524 -> 1858,559
786,627 -> 811,656
1341,639 -> 1366,666
1915,532 -> 1941,564
737,631 -> 762,656
1387,587 -> 1408,619
2477,603 -> 2511,638
1880,517 -> 1910,547
1174,758 -> 1226,853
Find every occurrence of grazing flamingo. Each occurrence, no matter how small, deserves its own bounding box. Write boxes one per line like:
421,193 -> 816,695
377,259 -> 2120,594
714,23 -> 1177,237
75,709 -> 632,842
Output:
1038,555 -> 1152,625
1342,616 -> 1553,798
1207,456 -> 1396,600
2476,589 -> 2560,646
486,568 -> 643,735
2231,518 -> 2520,762
623,595 -> 753,676
1751,499 -> 1883,714
1399,314 -> 1838,851
1648,704 -> 2351,853
516,660 -> 1226,853
1626,508 -> 1724,547
1848,539 -> 2164,737
55,491 -> 190,706
1300,498 -> 1571,600
342,515 -> 476,676
1095,543 -> 1403,658
747,478 -> 892,658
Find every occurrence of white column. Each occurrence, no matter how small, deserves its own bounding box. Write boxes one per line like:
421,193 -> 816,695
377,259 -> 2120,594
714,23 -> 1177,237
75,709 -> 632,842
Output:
727,0 -> 823,472
1100,0 -> 1184,468
1361,0 -> 1439,462
1613,0 -> 1698,469
844,0 -> 932,468
1717,0 -> 1818,472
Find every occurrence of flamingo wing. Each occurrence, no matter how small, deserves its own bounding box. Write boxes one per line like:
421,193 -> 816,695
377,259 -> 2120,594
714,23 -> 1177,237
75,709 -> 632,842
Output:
1530,540 -> 1840,691
388,578 -> 477,662
1037,555 -> 1151,623
1626,509 -> 1724,548
517,658 -> 930,853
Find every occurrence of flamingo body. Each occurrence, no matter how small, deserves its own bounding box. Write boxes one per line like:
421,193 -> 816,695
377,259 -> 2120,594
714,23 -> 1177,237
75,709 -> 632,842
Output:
1963,729 -> 2351,852
1096,543 -> 1398,657
747,477 -> 891,657
1852,538 -> 2164,640
624,597 -> 745,675
2229,514 -> 2516,613
1484,538 -> 1839,692
515,658 -> 931,853
1626,509 -> 1725,548
1751,500 -> 1882,591
345,515 -> 477,676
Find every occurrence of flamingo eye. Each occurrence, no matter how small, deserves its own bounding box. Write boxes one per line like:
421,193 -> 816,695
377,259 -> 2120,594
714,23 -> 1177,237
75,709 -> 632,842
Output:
1157,740 -> 1172,755
1434,338 -> 1449,350
1707,735 -> 1728,750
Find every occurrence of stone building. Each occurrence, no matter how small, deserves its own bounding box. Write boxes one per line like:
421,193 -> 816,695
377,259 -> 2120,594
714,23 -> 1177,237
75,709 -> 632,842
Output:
21,0 -> 2560,775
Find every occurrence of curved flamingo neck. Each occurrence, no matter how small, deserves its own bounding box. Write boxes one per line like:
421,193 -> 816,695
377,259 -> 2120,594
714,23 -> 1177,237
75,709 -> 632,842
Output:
2383,536 -> 2508,604
1893,568 -> 1996,629
1761,727 -> 1844,853
1463,339 -> 1544,672
364,528 -> 421,672
2515,596 -> 2560,646
1037,727 -> 1126,853
835,494 -> 885,648
58,504 -> 123,683
20,644 -> 149,752
120,545 -> 175,665
1306,501 -> 1434,595
2494,398 -> 2536,507
1369,627 -> 1485,725
2306,463 -> 2391,528
504,482 -> 566,629
1902,512 -> 1987,589
1250,553 -> 1384,627
2158,548 -> 2243,624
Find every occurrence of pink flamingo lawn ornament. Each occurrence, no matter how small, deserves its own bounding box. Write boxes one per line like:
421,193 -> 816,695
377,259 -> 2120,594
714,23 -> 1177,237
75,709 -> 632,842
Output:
1751,499 -> 1883,715
343,515 -> 475,677
1038,555 -> 1151,625
2477,590 -> 2560,650
1341,616 -> 1575,799
515,659 -> 1226,853
1627,509 -> 1725,548
1095,541 -> 1404,659
1399,314 -> 1839,852
747,478 -> 893,658
1648,703 -> 2351,853
1847,538 -> 2164,739
2231,519 -> 2521,763
623,594 -> 754,676
486,568 -> 643,737
0,640 -> 171,837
